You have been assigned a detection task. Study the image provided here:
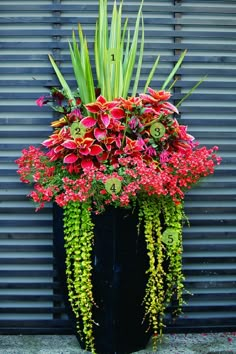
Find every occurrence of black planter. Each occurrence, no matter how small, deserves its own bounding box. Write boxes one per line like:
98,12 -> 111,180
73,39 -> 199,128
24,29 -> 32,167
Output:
53,204 -> 150,354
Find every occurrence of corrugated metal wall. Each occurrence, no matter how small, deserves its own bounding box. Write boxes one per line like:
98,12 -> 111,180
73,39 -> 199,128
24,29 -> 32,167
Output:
0,0 -> 235,335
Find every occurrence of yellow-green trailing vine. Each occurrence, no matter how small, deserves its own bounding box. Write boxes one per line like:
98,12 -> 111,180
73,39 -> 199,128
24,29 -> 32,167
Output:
138,196 -> 185,349
63,201 -> 96,353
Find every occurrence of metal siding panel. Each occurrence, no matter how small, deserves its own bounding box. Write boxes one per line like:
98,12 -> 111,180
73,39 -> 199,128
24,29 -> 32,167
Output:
173,0 -> 236,332
0,0 -> 68,334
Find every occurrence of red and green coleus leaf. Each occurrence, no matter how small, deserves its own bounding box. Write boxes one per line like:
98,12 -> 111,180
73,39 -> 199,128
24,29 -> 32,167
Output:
100,114 -> 110,128
162,102 -> 179,114
79,147 -> 91,155
96,151 -> 109,162
63,153 -> 79,164
62,137 -> 95,150
94,128 -> 107,141
147,88 -> 171,101
86,95 -> 117,114
90,144 -> 104,156
42,133 -> 61,147
80,116 -> 97,128
81,159 -> 94,169
123,137 -> 145,154
53,145 -> 64,153
61,139 -> 77,149
110,107 -> 125,119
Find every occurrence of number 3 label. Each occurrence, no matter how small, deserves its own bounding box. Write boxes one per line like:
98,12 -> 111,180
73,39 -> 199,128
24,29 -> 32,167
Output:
162,228 -> 178,246
105,178 -> 122,194
150,122 -> 165,139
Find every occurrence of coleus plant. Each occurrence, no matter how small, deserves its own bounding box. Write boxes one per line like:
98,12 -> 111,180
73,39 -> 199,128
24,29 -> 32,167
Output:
18,87 -> 220,211
16,0 -> 221,353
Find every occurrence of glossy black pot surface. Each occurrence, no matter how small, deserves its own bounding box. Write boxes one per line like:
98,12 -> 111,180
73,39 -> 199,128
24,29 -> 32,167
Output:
53,204 -> 149,354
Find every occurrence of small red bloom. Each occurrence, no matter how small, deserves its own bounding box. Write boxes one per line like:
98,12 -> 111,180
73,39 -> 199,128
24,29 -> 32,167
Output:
36,95 -> 49,107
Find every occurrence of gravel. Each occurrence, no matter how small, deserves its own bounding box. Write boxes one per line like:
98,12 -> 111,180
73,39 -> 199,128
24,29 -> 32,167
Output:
0,333 -> 236,354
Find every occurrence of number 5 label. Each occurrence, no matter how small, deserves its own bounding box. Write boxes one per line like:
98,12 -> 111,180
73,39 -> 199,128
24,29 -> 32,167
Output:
162,228 -> 178,246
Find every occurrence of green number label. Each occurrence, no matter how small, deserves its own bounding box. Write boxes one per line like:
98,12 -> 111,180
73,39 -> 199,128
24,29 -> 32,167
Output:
162,228 -> 178,246
108,48 -> 118,63
105,178 -> 122,194
70,122 -> 86,138
150,122 -> 165,139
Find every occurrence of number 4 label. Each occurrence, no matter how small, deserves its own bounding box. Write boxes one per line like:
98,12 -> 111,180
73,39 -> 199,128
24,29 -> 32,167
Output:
105,178 -> 122,194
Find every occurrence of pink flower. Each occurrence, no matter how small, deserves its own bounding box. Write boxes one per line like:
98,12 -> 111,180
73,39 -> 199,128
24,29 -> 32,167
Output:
36,96 -> 49,107
160,150 -> 170,164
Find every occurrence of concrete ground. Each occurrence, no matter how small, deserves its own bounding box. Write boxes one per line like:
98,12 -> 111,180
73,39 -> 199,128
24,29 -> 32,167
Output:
0,333 -> 236,354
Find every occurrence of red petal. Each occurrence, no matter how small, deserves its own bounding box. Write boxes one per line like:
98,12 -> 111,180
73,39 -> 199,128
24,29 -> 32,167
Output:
82,137 -> 94,148
105,144 -> 112,151
107,101 -> 118,110
110,107 -> 125,119
97,151 -> 109,161
114,149 -> 123,155
42,138 -> 55,147
115,137 -> 121,148
101,114 -> 110,128
81,159 -> 94,169
147,87 -> 156,96
139,93 -> 153,102
163,102 -> 179,114
81,116 -> 97,128
97,95 -> 107,105
90,144 -> 104,156
63,153 -> 79,164
94,128 -> 107,141
54,145 -> 64,153
79,147 -> 91,155
85,103 -> 101,113
61,140 -> 77,149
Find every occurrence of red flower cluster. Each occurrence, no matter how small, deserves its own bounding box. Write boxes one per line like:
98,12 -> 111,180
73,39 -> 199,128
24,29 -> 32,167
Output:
16,87 -> 221,210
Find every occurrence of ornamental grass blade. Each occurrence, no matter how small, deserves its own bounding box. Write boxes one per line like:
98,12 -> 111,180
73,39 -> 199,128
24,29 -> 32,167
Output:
69,33 -> 87,103
176,75 -> 207,108
78,24 -> 96,103
113,2 -> 123,98
161,49 -> 187,90
132,16 -> 144,97
48,55 -> 75,104
95,0 -> 108,98
167,77 -> 178,91
143,55 -> 160,94
70,27 -> 95,104
103,48 -> 112,100
108,0 -> 120,99
122,28 -> 130,81
94,22 -> 100,85
122,1 -> 144,98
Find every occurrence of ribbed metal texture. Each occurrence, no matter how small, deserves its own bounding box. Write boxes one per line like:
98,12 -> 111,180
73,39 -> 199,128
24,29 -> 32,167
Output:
0,0 -> 235,335
170,0 -> 236,333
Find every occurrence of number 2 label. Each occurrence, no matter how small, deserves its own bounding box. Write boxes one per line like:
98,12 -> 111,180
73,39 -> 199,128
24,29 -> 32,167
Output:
70,122 -> 86,138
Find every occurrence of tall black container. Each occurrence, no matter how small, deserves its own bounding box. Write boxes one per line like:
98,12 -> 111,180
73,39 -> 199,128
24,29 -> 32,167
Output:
53,204 -> 150,354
